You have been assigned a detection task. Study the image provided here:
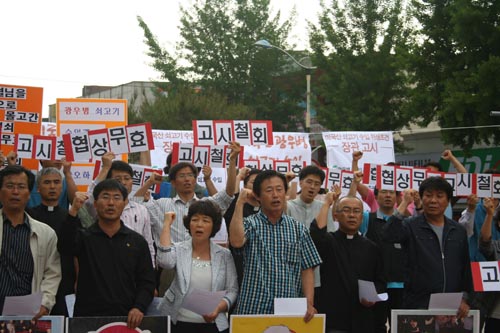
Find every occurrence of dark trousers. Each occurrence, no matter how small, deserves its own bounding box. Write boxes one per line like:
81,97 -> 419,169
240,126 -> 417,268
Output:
374,288 -> 404,333
172,321 -> 227,333
485,318 -> 500,333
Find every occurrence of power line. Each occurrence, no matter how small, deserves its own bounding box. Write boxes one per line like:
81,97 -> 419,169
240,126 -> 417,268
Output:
397,124 -> 500,134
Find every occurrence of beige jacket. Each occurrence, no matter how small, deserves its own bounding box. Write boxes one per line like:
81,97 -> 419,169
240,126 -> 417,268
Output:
0,209 -> 61,311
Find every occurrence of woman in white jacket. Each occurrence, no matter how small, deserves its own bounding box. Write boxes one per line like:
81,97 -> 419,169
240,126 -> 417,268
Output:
157,201 -> 238,333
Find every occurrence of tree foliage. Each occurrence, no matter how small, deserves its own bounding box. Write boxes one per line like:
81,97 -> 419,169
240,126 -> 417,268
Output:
129,86 -> 254,130
137,0 -> 308,131
407,0 -> 500,150
309,0 -> 414,135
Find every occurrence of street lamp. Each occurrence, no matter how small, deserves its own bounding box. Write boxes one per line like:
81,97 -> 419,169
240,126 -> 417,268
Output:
254,39 -> 316,132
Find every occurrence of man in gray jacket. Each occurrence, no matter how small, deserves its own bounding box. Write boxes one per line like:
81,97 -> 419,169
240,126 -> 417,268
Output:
0,165 -> 61,319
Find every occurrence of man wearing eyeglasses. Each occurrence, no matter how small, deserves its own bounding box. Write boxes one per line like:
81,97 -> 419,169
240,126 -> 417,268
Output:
0,165 -> 61,321
60,179 -> 155,329
310,194 -> 386,333
350,171 -> 409,333
85,153 -> 155,267
134,142 -> 240,245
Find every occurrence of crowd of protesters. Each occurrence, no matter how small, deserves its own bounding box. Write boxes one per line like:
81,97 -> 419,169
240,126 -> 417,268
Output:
0,145 -> 498,333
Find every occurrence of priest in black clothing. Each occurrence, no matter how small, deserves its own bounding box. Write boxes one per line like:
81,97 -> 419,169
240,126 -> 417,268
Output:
28,167 -> 79,316
310,194 -> 386,333
60,179 -> 155,329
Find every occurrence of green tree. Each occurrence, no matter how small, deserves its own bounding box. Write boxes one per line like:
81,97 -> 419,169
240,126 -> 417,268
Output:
138,0 -> 307,131
406,0 -> 500,150
129,86 -> 254,130
310,0 -> 414,137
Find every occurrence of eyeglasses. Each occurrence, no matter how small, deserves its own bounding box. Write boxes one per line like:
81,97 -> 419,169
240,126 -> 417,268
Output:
176,173 -> 196,180
98,194 -> 124,202
3,183 -> 29,191
338,207 -> 363,215
304,179 -> 322,187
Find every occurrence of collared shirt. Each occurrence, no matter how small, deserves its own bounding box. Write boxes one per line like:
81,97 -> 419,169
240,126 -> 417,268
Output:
287,197 -> 337,288
135,190 -> 233,243
0,215 -> 33,311
234,211 -> 322,315
85,182 -> 156,266
287,197 -> 337,231
60,216 -> 155,316
360,209 -> 389,234
120,201 -> 156,267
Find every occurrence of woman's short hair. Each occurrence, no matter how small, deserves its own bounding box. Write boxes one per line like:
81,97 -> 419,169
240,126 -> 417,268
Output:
183,200 -> 222,237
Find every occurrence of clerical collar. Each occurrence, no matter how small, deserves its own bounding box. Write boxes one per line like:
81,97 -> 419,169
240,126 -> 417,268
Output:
346,234 -> 354,239
41,204 -> 57,212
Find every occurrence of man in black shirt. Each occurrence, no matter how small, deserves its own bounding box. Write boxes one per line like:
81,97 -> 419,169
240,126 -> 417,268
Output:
310,194 -> 386,333
29,167 -> 79,316
61,179 -> 155,329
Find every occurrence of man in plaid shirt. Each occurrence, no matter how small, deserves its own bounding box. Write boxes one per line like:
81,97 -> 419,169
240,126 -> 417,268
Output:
230,170 -> 322,321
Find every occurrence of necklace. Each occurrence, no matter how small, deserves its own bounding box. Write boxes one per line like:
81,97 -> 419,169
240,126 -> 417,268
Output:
192,257 -> 211,268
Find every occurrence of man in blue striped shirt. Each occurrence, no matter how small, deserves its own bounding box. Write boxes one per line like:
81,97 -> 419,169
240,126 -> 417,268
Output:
230,170 -> 322,321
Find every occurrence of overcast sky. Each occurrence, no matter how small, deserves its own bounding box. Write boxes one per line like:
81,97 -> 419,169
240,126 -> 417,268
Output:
1,0 -> 321,116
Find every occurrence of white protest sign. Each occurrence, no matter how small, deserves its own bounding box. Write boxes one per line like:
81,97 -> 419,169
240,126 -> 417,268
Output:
243,132 -> 311,171
150,129 -> 194,168
322,131 -> 394,169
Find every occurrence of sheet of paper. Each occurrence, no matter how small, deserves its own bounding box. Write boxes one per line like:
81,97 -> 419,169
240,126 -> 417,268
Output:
274,298 -> 307,315
358,280 -> 388,303
181,289 -> 226,316
146,297 -> 164,316
65,294 -> 75,318
428,292 -> 463,310
2,293 -> 42,315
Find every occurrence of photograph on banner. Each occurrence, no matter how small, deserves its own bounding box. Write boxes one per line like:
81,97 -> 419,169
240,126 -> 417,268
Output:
0,316 -> 64,333
230,314 -> 325,333
390,309 -> 479,333
193,120 -> 273,146
322,131 -> 394,169
66,316 -> 170,333
471,260 -> 500,292
0,84 -> 43,170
